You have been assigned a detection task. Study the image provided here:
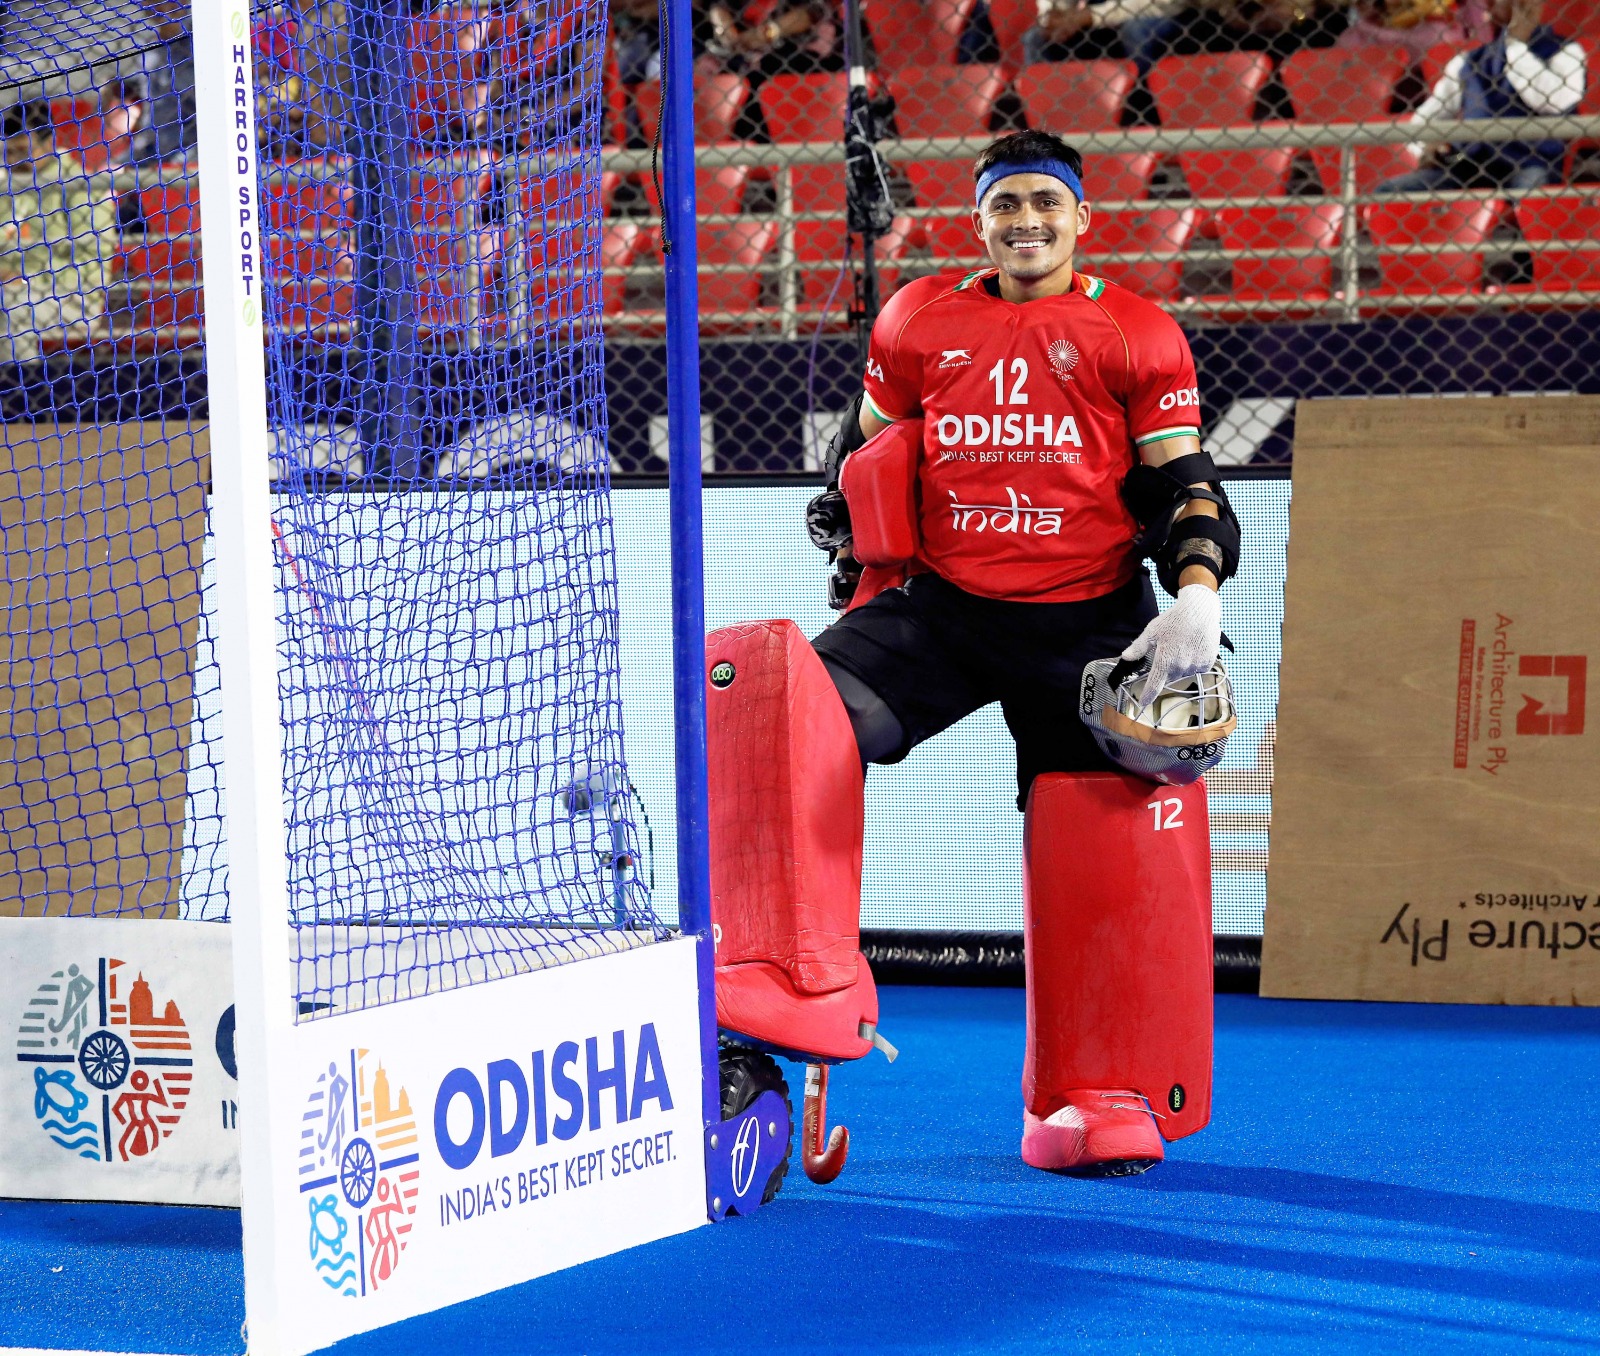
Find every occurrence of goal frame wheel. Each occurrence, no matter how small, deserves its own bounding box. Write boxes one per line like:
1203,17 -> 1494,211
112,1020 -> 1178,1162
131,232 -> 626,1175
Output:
704,1045 -> 793,1218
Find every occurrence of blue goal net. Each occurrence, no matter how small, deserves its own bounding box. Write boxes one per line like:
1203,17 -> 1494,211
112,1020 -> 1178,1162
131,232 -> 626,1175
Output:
0,0 -> 666,1014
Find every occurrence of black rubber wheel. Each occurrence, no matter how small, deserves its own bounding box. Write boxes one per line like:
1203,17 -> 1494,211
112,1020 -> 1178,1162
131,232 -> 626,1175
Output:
718,1045 -> 793,1205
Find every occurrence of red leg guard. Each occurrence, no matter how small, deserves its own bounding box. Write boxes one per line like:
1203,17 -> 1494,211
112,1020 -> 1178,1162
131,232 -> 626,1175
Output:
707,619 -> 877,1062
1023,771 -> 1214,1142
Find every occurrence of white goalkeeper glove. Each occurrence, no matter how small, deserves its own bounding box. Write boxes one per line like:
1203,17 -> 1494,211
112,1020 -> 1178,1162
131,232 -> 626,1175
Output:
1120,584 -> 1221,712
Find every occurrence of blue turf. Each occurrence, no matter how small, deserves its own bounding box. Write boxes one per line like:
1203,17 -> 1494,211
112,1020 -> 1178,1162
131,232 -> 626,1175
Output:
5,990 -> 1600,1355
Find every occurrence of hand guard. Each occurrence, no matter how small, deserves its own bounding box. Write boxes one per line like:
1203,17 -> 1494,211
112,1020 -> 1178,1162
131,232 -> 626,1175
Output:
1119,584 -> 1222,713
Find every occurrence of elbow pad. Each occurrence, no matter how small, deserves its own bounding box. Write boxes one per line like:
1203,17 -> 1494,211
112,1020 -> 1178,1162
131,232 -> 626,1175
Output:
824,389 -> 870,486
1121,451 -> 1241,598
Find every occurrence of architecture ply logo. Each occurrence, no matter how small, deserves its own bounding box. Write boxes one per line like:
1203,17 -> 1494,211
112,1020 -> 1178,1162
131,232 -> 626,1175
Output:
299,1049 -> 421,1298
14,957 -> 194,1163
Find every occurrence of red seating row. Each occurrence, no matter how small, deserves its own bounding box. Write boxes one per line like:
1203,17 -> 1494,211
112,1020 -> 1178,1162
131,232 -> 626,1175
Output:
632,53 -> 1430,210
628,193 -> 1600,328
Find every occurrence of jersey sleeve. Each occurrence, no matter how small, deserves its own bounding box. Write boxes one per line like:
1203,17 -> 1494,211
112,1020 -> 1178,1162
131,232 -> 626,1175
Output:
1121,304 -> 1201,452
861,280 -> 927,423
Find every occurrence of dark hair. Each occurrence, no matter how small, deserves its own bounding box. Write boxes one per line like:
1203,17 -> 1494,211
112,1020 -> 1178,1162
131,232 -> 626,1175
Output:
972,130 -> 1084,188
1,100 -> 52,141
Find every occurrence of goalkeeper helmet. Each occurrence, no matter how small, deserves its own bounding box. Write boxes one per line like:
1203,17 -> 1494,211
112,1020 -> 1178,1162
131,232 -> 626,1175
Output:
1078,654 -> 1237,786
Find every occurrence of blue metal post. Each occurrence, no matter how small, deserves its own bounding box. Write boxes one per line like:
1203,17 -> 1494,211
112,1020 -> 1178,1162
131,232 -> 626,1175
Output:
659,0 -> 720,1132
348,0 -> 422,480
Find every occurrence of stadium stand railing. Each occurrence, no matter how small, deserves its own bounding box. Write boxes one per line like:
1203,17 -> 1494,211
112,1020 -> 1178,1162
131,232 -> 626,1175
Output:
12,0 -> 1600,472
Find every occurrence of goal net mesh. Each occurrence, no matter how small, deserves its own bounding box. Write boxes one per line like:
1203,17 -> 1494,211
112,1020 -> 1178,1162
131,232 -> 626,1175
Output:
0,0 -> 666,1016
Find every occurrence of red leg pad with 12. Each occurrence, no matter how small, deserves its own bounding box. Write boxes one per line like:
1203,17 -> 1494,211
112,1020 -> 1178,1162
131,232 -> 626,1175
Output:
1023,771 -> 1214,1141
707,619 -> 876,1062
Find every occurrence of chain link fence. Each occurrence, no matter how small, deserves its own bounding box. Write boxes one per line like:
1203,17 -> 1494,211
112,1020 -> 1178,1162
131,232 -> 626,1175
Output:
0,0 -> 1594,473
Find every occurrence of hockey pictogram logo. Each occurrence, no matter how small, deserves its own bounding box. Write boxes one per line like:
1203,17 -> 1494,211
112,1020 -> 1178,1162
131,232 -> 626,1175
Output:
1047,339 -> 1079,383
299,1049 -> 420,1298
14,957 -> 194,1164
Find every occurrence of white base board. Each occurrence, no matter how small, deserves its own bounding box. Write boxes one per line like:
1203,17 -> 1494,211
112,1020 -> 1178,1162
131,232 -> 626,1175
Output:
1,917 -> 239,1206
251,935 -> 707,1356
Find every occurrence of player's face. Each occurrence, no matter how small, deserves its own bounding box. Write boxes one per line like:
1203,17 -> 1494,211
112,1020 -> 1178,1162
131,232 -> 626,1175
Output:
971,174 -> 1090,290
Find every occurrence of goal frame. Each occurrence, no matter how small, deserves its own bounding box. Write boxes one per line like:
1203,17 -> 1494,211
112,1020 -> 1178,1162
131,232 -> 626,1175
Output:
192,0 -> 726,1349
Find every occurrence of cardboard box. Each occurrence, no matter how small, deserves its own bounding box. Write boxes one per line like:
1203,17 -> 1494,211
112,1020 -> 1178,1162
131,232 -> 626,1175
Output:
1262,396 -> 1600,1004
0,423 -> 209,917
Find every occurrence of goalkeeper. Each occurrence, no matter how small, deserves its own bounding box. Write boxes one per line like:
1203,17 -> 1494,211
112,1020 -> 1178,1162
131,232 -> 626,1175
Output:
708,129 -> 1240,1178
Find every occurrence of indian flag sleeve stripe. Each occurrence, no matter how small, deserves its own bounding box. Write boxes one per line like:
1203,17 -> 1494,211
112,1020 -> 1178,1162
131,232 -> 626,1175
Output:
862,391 -> 901,425
1134,426 -> 1201,446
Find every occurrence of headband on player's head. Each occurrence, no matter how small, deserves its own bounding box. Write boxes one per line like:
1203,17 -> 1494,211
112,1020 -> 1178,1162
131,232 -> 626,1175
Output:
974,159 -> 1085,209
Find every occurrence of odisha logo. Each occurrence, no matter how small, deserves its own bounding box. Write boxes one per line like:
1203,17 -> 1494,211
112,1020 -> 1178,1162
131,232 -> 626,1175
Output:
298,1050 -> 420,1298
1047,339 -> 1079,382
14,958 -> 193,1163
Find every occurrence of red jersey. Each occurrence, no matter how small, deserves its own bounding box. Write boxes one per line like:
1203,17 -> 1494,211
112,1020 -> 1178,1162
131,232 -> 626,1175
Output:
862,268 -> 1201,603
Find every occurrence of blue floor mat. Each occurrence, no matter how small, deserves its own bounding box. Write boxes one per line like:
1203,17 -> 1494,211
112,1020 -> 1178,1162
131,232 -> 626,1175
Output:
4,989 -> 1600,1356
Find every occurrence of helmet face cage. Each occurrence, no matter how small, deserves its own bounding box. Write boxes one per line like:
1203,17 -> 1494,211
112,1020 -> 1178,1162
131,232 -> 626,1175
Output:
1078,656 -> 1236,786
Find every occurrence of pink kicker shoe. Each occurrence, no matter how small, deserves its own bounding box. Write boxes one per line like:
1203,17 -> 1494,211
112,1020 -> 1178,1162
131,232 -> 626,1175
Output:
1021,1090 -> 1165,1177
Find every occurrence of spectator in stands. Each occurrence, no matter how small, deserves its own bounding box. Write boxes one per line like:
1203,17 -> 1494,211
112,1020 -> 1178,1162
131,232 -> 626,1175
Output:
483,0 -> 603,146
1127,0 -> 1348,65
613,0 -> 667,85
1338,0 -> 1492,62
255,4 -> 308,157
707,0 -> 852,85
0,101 -> 117,365
133,0 -> 196,164
1025,0 -> 1191,70
98,78 -> 143,166
1377,0 -> 1586,194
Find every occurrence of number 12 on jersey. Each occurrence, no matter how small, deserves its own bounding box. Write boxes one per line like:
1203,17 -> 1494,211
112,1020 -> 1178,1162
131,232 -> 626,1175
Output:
989,358 -> 1029,406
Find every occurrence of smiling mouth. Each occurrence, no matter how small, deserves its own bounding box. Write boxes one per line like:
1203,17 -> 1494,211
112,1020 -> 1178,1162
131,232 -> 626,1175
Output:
1007,237 -> 1052,252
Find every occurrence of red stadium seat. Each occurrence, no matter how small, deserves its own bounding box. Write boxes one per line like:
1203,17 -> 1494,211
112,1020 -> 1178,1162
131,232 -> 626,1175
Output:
1281,47 -> 1417,195
888,64 -> 1007,206
1517,192 -> 1600,294
919,213 -> 990,270
1363,198 -> 1500,300
503,221 -> 645,328
52,114 -> 114,173
1281,46 -> 1408,122
407,5 -> 490,143
1082,152 -> 1157,202
762,73 -> 851,210
866,0 -> 979,71
137,184 -> 201,236
1077,206 -> 1197,300
414,151 -> 498,230
1148,52 -> 1273,128
1418,41 -> 1471,98
761,71 -> 850,143
986,0 -> 1038,75
263,164 -> 354,235
642,166 -> 752,219
1149,55 -> 1280,203
1017,60 -> 1135,135
795,214 -> 918,310
1214,202 -> 1341,312
1181,141 -> 1294,202
635,74 -> 752,144
646,219 -> 779,318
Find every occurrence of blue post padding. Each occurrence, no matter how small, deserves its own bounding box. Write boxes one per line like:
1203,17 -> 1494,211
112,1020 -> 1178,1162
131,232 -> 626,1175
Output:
659,0 -> 721,1133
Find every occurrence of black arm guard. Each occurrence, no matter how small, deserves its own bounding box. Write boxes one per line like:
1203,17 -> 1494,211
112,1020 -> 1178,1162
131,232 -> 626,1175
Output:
805,389 -> 872,609
1121,450 -> 1241,597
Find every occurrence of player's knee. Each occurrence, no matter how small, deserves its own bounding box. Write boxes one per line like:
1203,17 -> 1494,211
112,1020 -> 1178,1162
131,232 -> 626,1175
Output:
820,658 -> 904,767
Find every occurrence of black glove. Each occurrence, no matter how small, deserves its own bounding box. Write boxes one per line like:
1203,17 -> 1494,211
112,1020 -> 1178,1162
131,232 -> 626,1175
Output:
806,488 -> 852,552
806,489 -> 862,611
